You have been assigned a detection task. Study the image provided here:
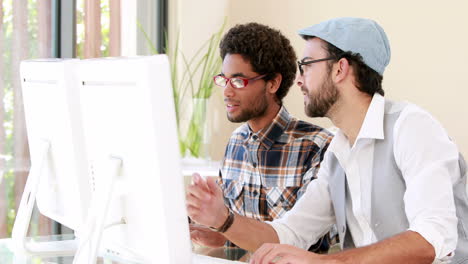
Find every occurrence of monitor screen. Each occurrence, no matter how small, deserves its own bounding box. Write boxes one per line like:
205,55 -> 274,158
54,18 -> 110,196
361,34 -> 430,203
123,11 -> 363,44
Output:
19,59 -> 91,235
76,55 -> 192,263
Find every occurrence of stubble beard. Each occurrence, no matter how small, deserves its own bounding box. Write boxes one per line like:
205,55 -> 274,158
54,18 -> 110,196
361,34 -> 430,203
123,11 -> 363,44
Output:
227,87 -> 269,123
304,74 -> 339,118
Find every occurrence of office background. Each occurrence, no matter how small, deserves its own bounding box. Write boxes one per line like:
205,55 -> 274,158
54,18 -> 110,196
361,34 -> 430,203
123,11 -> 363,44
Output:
0,0 -> 466,241
172,0 -> 468,161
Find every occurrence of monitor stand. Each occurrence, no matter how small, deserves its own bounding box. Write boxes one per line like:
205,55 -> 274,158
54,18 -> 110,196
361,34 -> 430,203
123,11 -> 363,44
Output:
73,156 -> 145,264
11,140 -> 78,257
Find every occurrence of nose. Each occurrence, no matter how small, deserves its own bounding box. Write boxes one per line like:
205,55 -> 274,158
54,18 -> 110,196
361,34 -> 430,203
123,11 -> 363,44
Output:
295,73 -> 304,88
223,82 -> 235,98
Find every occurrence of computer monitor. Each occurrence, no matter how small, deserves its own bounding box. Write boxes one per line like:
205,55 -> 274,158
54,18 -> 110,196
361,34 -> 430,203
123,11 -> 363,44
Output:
14,56 -> 241,264
73,55 -> 192,263
12,59 -> 92,256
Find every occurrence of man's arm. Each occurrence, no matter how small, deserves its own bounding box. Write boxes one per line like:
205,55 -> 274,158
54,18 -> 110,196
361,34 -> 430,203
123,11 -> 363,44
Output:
187,156 -> 336,252
186,173 -> 279,251
251,230 -> 435,264
326,230 -> 435,264
222,210 -> 279,251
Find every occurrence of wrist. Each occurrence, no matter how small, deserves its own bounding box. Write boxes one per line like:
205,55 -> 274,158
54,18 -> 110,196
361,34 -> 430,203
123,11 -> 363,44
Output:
322,253 -> 346,264
209,207 -> 235,233
214,207 -> 229,229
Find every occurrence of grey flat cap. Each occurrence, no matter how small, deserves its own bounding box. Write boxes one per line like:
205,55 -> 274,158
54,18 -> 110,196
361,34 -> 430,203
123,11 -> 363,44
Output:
298,17 -> 391,75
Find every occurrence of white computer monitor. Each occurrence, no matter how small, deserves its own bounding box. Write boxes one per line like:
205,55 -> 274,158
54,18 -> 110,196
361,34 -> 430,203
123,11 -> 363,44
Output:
12,59 -> 91,256
73,55 -> 192,263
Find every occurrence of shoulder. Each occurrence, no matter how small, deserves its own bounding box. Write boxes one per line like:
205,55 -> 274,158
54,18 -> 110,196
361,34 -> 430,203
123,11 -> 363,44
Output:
391,101 -> 459,166
393,102 -> 447,137
228,123 -> 249,141
283,118 -> 334,147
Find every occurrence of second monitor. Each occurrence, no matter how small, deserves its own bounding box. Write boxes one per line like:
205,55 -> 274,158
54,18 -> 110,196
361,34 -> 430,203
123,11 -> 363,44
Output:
74,55 -> 192,263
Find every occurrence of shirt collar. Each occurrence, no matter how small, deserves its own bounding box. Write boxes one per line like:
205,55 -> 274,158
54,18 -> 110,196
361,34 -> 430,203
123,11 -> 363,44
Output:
357,93 -> 385,140
328,93 -> 385,153
243,106 -> 291,150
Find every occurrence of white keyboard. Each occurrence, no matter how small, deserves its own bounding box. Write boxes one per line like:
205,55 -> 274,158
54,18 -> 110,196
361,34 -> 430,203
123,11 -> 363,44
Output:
192,253 -> 246,264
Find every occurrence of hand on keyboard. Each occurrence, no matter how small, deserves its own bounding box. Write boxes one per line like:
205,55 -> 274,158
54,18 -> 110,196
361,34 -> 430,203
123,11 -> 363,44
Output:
190,224 -> 227,248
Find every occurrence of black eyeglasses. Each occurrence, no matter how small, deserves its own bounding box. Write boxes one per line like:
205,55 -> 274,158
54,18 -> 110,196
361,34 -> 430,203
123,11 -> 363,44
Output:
297,57 -> 335,75
213,74 -> 267,89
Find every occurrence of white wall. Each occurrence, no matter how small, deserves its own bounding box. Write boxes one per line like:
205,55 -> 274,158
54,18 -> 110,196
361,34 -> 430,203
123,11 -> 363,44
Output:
120,0 -> 137,56
173,0 -> 468,160
169,0 -> 235,159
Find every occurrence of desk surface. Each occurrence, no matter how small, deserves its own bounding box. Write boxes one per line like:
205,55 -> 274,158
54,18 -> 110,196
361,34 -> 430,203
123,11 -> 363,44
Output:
0,235 -> 251,263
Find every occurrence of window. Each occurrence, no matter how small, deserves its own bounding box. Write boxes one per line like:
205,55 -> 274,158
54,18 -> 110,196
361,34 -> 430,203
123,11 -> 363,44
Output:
0,0 -> 167,238
0,0 -> 53,238
76,0 -> 121,58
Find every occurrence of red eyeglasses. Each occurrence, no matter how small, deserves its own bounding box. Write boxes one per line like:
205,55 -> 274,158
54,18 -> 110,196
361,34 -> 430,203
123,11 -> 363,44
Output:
213,74 -> 267,89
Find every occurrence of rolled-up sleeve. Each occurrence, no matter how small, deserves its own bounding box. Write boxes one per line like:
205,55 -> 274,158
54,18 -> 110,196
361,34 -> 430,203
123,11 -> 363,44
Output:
395,106 -> 460,260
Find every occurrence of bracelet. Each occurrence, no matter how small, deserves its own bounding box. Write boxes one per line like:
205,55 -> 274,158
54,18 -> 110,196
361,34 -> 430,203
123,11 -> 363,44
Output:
209,208 -> 235,233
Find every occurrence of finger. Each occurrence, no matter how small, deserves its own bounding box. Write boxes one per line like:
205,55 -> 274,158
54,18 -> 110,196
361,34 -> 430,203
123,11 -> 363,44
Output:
185,193 -> 205,208
258,245 -> 283,264
186,205 -> 202,220
190,231 -> 198,240
193,173 -> 210,192
189,223 -> 201,231
190,230 -> 200,241
187,182 -> 207,198
185,195 -> 203,210
189,224 -> 208,232
192,172 -> 201,184
206,177 -> 222,196
190,222 -> 206,228
191,233 -> 207,247
187,184 -> 210,201
250,243 -> 275,264
274,255 -> 302,264
261,245 -> 306,264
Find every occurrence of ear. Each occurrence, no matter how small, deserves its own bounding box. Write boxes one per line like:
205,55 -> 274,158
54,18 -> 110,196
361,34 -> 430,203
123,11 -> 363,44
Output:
333,58 -> 351,84
267,73 -> 282,94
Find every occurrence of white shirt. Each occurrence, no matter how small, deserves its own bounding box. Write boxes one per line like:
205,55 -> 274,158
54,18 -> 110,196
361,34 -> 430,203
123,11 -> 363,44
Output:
268,94 -> 460,262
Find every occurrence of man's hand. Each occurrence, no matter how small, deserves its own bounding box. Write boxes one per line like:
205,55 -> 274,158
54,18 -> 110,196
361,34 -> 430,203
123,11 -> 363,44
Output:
190,224 -> 227,248
186,173 -> 229,228
250,243 -> 327,264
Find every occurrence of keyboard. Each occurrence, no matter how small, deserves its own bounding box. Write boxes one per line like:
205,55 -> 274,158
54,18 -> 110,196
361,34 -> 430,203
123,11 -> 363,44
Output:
192,253 -> 246,264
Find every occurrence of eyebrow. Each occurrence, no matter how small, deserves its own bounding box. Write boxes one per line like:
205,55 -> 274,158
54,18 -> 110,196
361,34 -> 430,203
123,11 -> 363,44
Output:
219,72 -> 248,78
300,56 -> 313,62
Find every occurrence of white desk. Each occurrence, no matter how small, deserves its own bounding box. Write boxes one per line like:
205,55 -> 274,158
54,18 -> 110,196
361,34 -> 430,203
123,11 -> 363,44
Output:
0,235 -> 250,263
0,159 -> 248,263
0,234 -> 128,264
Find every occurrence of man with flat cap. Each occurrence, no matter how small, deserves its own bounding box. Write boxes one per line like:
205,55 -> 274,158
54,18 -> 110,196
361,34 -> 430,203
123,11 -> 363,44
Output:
186,17 -> 468,264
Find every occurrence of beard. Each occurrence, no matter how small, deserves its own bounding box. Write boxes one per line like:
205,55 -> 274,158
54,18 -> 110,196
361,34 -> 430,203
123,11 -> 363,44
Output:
304,73 -> 339,118
226,87 -> 269,123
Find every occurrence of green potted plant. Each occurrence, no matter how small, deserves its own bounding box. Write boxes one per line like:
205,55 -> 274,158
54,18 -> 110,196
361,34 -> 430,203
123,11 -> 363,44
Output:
140,20 -> 226,159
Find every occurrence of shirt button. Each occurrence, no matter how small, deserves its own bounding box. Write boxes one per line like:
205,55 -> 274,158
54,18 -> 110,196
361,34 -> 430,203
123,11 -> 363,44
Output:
253,190 -> 258,196
252,162 -> 257,168
342,226 -> 346,233
252,135 -> 258,140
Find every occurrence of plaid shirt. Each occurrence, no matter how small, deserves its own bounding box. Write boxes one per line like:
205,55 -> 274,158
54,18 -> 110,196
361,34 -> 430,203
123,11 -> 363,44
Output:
219,106 -> 333,222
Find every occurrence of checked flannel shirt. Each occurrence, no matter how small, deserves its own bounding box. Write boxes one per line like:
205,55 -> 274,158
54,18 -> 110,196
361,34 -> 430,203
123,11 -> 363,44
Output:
219,106 -> 333,224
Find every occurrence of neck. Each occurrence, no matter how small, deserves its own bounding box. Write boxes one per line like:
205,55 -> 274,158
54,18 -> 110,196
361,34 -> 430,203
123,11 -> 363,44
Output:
248,103 -> 281,133
329,93 -> 373,146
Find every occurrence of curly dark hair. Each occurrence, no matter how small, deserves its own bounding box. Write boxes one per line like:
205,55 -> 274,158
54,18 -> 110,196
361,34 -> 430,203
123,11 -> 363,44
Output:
219,23 -> 297,103
322,40 -> 384,96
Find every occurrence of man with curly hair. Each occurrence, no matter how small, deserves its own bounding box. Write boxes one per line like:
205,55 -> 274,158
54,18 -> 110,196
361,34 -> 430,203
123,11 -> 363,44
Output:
188,22 -> 334,253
